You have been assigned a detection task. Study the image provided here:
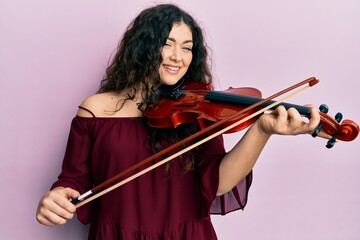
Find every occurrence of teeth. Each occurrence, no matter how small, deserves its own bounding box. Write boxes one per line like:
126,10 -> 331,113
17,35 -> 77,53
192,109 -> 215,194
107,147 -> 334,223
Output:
165,65 -> 179,71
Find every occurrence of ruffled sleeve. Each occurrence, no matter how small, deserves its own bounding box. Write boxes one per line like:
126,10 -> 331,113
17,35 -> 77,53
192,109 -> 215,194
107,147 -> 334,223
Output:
197,134 -> 252,217
210,171 -> 252,215
51,117 -> 94,224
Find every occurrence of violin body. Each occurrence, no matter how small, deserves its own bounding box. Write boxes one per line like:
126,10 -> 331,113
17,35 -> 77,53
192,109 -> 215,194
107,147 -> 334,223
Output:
145,82 -> 262,133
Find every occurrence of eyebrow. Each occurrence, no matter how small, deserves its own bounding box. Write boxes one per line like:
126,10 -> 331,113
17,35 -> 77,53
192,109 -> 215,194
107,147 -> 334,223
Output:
167,37 -> 193,44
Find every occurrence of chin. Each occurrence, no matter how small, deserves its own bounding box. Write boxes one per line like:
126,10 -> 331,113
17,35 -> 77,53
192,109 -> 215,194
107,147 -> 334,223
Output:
160,76 -> 184,86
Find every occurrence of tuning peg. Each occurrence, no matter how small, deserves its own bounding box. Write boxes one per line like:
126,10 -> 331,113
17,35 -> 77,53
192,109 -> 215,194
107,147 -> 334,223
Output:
326,134 -> 338,149
334,112 -> 343,123
312,104 -> 329,138
319,104 -> 329,114
312,123 -> 323,138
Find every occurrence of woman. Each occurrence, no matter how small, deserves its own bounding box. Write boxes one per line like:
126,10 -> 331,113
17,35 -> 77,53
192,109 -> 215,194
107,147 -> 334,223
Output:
36,4 -> 320,239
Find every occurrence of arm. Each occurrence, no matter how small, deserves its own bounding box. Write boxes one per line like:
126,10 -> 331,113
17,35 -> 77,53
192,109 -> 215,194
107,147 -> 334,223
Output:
36,105 -> 95,226
217,106 -> 320,195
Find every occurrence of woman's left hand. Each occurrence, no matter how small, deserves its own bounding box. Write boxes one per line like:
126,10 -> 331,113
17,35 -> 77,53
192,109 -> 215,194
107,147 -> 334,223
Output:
256,105 -> 320,136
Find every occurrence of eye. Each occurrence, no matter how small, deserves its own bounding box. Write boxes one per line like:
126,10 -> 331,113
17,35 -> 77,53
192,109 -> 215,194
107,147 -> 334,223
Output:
183,45 -> 193,52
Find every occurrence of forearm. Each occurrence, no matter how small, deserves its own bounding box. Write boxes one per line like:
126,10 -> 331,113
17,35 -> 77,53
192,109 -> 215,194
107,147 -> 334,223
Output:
216,105 -> 321,196
217,120 -> 271,195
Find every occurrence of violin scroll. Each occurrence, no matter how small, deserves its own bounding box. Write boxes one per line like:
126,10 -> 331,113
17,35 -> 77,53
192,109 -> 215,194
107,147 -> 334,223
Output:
311,104 -> 359,148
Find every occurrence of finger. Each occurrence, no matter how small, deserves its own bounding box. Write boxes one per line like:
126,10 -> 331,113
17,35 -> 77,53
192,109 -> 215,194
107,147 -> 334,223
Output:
287,107 -> 302,128
274,105 -> 288,124
36,213 -> 57,227
287,107 -> 301,120
38,207 -> 68,226
306,107 -> 321,132
37,200 -> 70,226
63,187 -> 80,200
304,103 -> 316,108
60,188 -> 80,212
316,130 -> 333,140
53,198 -> 76,218
42,194 -> 75,221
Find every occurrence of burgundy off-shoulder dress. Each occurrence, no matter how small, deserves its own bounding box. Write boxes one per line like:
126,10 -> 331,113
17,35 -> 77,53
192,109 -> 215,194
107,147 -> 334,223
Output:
51,114 -> 252,240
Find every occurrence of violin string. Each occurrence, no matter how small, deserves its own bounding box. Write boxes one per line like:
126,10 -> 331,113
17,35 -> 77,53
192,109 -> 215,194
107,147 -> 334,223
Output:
75,83 -> 313,208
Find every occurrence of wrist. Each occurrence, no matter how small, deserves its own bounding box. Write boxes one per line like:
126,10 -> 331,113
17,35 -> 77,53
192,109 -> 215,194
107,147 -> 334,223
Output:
252,117 -> 273,139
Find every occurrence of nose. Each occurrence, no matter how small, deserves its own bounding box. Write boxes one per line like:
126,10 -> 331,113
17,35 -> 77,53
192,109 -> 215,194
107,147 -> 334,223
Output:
170,47 -> 181,62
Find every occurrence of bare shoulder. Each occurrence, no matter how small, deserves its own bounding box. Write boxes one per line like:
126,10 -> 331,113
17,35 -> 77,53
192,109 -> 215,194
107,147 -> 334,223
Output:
77,92 -> 122,117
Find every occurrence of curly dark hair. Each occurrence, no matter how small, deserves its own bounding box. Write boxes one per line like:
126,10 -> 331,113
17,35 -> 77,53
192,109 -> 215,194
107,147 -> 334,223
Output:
98,4 -> 213,172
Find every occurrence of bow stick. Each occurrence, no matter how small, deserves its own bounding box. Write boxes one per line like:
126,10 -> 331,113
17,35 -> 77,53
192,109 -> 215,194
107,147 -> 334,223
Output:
72,77 -> 319,207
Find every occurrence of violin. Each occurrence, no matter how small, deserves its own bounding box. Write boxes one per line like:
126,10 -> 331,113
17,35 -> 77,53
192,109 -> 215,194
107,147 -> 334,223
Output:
145,77 -> 359,148
71,77 -> 359,207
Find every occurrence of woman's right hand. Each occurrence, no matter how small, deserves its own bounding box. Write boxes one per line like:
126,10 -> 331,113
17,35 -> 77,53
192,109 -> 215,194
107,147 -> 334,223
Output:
36,187 -> 80,227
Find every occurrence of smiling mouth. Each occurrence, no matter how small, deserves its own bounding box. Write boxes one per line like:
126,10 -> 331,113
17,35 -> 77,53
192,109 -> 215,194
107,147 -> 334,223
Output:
164,65 -> 180,71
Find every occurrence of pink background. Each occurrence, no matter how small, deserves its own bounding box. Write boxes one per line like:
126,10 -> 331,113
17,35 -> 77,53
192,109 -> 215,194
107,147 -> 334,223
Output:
1,0 -> 359,239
